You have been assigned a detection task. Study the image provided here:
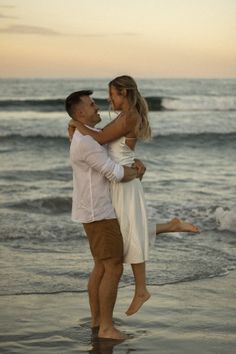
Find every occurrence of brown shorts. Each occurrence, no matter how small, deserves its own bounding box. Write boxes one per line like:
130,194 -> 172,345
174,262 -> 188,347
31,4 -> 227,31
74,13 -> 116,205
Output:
83,218 -> 123,261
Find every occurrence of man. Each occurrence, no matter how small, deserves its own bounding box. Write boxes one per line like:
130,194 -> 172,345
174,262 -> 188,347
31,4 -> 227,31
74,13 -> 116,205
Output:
65,90 -> 142,340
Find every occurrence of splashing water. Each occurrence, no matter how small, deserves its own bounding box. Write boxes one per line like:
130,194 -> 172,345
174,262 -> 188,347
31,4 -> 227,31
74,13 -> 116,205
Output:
215,207 -> 236,232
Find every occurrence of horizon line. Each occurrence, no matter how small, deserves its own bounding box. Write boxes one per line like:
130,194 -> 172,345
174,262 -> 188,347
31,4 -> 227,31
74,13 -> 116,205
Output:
0,76 -> 235,80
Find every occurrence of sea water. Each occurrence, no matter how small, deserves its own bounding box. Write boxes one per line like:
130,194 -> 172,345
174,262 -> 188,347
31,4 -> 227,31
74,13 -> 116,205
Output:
0,78 -> 236,297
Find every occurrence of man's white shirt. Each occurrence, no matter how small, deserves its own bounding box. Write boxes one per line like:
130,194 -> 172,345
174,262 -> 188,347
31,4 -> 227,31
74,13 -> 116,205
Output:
70,129 -> 124,223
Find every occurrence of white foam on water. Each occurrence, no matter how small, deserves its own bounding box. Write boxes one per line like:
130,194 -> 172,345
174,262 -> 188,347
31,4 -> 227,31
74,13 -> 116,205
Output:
162,95 -> 236,111
215,207 -> 236,232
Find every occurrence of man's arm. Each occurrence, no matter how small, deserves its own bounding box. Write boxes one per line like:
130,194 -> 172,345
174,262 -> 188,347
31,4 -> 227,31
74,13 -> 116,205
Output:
122,159 -> 147,182
79,136 -> 137,183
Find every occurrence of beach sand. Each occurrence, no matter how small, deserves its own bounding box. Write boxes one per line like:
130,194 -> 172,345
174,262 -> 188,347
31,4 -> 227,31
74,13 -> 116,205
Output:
0,271 -> 236,354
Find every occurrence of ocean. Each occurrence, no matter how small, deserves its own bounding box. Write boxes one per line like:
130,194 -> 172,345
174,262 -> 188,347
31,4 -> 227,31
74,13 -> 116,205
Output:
0,78 -> 236,353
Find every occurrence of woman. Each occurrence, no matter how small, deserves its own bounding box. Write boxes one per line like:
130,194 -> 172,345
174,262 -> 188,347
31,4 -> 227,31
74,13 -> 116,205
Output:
69,75 -> 199,316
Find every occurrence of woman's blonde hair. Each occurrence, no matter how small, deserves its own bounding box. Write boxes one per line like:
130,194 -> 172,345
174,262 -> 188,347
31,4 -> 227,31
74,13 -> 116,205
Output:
109,75 -> 152,140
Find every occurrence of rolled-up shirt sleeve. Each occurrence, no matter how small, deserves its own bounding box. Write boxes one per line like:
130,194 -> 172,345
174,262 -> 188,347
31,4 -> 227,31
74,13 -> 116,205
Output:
80,136 -> 124,182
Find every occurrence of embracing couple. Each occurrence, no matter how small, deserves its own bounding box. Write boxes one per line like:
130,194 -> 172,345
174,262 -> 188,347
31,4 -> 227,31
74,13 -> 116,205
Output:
66,75 -> 199,340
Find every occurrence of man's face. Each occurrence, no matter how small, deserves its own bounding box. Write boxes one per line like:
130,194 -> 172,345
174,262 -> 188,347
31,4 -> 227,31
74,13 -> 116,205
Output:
74,96 -> 101,127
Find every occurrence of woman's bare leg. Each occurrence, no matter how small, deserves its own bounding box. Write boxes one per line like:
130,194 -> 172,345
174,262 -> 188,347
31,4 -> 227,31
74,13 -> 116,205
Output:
156,218 -> 200,234
126,262 -> 150,316
126,219 -> 199,317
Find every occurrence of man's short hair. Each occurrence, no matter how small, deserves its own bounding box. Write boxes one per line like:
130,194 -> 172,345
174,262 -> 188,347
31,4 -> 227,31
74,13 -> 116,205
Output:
65,90 -> 93,118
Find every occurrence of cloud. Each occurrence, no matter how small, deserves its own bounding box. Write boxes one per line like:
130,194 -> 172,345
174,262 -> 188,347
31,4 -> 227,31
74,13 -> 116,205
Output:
0,13 -> 17,19
78,32 -> 138,37
0,24 -> 61,36
0,24 -> 139,37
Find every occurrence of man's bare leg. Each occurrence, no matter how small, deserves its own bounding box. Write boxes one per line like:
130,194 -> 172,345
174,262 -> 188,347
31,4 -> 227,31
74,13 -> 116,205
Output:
88,260 -> 104,328
98,257 -> 127,340
156,218 -> 200,234
126,262 -> 150,316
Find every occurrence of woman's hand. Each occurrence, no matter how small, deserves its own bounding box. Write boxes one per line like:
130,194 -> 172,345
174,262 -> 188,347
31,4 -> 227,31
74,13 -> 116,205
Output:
67,119 -> 77,142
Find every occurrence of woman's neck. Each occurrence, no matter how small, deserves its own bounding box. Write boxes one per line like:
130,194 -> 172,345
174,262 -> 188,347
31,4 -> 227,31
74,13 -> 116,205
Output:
121,100 -> 131,113
122,106 -> 137,115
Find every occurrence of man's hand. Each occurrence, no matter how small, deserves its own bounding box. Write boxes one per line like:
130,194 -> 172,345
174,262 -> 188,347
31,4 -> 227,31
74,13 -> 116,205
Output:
121,166 -> 137,182
132,159 -> 146,180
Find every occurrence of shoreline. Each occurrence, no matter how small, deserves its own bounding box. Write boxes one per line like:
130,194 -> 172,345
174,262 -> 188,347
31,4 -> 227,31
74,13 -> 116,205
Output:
1,271 -> 236,353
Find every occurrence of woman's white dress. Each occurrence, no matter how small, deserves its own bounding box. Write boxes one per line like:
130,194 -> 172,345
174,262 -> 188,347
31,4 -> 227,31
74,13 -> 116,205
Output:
108,136 -> 150,264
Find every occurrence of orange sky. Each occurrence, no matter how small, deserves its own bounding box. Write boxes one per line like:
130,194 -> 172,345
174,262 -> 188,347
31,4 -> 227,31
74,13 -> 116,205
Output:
0,0 -> 236,78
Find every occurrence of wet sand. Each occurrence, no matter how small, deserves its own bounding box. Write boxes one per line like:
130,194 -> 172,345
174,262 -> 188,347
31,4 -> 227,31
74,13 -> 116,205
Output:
0,271 -> 236,354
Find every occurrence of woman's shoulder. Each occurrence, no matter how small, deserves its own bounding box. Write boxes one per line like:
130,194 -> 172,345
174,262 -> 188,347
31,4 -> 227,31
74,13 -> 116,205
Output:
121,109 -> 139,120
123,110 -> 141,126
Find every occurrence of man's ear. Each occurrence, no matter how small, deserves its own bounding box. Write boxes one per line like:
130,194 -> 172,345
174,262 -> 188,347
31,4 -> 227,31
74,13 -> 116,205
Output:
74,108 -> 83,121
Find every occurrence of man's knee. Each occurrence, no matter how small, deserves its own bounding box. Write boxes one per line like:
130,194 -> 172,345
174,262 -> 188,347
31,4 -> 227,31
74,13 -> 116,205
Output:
103,258 -> 123,277
93,260 -> 105,278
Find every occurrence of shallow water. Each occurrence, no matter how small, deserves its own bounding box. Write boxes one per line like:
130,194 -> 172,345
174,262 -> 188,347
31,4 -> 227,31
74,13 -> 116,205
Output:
0,272 -> 235,353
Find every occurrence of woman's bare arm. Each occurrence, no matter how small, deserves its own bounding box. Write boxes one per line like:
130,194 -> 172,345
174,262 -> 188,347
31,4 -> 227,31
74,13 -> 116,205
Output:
69,114 -> 136,144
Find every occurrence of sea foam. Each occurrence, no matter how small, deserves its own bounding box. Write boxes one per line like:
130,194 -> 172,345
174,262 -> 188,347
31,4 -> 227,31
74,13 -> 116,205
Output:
215,207 -> 236,232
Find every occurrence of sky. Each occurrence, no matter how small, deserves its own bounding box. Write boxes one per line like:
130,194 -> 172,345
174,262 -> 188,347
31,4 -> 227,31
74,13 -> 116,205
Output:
0,0 -> 236,78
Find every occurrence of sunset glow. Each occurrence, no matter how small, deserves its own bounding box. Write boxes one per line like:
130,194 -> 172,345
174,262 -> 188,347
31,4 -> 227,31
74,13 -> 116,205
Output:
0,0 -> 236,78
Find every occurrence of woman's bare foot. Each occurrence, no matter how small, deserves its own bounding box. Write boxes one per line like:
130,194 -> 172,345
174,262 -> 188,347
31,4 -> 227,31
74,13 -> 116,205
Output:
98,326 -> 128,340
169,218 -> 200,233
126,291 -> 151,316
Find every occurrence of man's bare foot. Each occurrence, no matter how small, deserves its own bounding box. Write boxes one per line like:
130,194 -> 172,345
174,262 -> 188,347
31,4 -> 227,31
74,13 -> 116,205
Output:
91,319 -> 100,328
126,291 -> 151,316
91,326 -> 100,336
98,326 -> 128,340
169,218 -> 200,233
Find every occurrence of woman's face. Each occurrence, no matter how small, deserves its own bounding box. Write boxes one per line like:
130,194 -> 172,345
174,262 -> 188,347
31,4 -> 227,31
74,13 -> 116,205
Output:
108,85 -> 124,110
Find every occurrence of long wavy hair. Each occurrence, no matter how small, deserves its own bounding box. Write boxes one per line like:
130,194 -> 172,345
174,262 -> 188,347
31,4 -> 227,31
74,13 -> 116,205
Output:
108,75 -> 152,140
